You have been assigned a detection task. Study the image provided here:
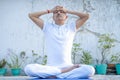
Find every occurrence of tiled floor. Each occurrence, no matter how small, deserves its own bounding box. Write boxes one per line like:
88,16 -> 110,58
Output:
90,75 -> 120,80
0,75 -> 120,80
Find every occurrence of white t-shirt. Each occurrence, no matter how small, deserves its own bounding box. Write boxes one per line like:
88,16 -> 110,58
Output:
43,22 -> 76,68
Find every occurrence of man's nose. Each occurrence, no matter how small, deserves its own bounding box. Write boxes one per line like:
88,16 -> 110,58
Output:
58,11 -> 61,13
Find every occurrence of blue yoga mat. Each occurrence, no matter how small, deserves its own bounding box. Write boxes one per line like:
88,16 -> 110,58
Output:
29,77 -> 92,80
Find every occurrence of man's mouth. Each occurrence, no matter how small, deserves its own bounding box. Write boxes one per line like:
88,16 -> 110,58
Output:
57,14 -> 62,17
57,14 -> 60,16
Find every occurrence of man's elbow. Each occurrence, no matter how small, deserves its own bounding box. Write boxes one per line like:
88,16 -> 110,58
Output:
86,14 -> 89,19
28,13 -> 32,19
85,13 -> 89,20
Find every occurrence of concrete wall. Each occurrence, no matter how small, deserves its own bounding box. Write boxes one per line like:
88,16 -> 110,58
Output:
0,0 -> 120,64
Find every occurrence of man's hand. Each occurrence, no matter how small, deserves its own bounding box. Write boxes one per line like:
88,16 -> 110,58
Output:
50,6 -> 61,13
60,6 -> 67,13
73,64 -> 80,68
50,6 -> 67,13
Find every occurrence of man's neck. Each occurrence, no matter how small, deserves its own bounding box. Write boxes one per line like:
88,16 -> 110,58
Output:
55,21 -> 65,26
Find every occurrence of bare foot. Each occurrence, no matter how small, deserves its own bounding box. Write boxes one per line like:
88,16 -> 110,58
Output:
61,64 -> 80,73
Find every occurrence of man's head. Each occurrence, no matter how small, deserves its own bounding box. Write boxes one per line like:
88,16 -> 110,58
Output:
52,6 -> 68,25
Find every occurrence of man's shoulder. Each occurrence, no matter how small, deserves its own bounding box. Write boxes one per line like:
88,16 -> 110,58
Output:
66,22 -> 76,32
43,22 -> 53,28
67,21 -> 76,25
44,22 -> 52,25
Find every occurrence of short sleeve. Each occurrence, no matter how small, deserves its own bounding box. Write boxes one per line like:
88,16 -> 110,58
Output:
42,22 -> 50,33
68,22 -> 77,32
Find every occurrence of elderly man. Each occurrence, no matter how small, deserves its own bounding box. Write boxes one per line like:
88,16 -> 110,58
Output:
24,6 -> 95,79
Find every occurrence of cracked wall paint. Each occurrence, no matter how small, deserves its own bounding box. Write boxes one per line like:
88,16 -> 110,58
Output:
0,0 -> 120,64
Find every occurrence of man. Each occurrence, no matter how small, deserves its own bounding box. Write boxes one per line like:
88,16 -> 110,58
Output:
24,6 -> 95,79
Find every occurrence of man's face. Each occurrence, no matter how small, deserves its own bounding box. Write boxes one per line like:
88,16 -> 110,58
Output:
53,10 -> 67,21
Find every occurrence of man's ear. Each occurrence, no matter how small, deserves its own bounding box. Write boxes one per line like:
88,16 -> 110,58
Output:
66,16 -> 68,19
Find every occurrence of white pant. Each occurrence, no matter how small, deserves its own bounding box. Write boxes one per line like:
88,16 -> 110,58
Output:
24,64 -> 95,79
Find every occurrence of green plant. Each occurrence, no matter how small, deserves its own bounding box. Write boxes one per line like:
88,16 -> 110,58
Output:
110,55 -> 118,64
0,59 -> 7,68
41,55 -> 47,65
80,50 -> 92,64
110,52 -> 120,64
31,50 -> 41,63
31,50 -> 47,65
97,33 -> 116,64
72,43 -> 82,64
7,50 -> 28,69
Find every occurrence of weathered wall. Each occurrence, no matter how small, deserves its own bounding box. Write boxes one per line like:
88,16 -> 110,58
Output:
0,0 -> 120,64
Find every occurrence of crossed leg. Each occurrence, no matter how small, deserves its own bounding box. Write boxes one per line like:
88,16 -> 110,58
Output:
24,64 -> 95,79
57,64 -> 95,79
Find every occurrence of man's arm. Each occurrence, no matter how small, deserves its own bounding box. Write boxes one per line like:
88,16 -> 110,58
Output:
28,6 -> 62,29
28,11 -> 48,29
67,10 -> 89,30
